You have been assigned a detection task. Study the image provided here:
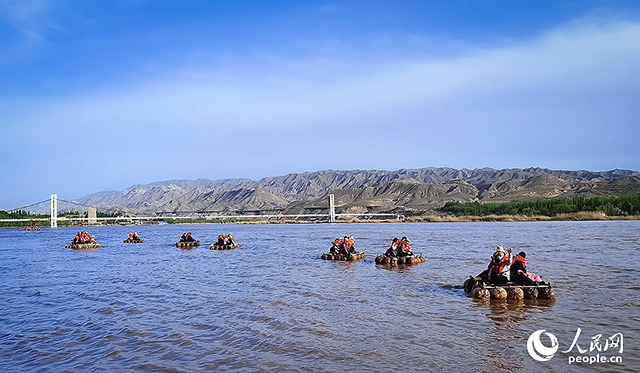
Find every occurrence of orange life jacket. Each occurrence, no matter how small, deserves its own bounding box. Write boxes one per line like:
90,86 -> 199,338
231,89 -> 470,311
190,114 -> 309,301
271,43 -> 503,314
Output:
399,241 -> 411,253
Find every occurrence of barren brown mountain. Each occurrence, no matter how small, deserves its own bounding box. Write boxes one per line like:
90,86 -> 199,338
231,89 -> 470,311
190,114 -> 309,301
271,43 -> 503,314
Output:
78,167 -> 640,215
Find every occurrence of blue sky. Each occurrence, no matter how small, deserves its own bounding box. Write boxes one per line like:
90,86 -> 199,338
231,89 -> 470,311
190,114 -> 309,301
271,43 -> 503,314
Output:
1,0 -> 639,209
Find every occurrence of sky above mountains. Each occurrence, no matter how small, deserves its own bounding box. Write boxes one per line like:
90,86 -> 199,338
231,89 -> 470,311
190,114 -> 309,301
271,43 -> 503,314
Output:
1,0 -> 639,209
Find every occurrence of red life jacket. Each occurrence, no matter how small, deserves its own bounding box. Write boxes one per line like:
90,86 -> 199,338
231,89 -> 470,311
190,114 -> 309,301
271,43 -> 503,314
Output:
333,239 -> 342,246
512,255 -> 526,267
489,254 -> 509,274
399,241 -> 411,253
343,240 -> 352,250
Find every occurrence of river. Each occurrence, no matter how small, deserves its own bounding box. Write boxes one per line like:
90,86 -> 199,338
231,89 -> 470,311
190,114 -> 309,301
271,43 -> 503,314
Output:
0,221 -> 638,372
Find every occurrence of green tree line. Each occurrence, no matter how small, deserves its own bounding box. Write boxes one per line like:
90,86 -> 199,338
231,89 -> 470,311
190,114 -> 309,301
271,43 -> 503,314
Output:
0,210 -> 49,227
0,210 -> 49,219
440,194 -> 640,217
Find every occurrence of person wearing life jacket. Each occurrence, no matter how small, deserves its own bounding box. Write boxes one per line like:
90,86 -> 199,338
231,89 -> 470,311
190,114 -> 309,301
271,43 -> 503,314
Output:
397,236 -> 413,257
217,235 -> 225,245
227,233 -> 235,245
133,232 -> 140,240
185,232 -> 194,242
129,232 -> 134,240
340,236 -> 354,255
510,251 -> 537,285
385,237 -> 399,257
330,237 -> 342,255
488,245 -> 511,285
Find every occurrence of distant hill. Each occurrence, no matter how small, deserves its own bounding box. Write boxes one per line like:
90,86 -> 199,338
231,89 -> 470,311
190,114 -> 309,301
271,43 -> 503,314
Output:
77,167 -> 640,216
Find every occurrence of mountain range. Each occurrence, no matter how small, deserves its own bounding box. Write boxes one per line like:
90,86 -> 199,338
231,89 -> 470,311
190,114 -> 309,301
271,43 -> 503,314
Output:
75,167 -> 640,216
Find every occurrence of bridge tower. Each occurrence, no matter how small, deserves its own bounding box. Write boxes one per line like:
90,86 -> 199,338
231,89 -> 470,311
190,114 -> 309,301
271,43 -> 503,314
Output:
50,194 -> 58,229
329,194 -> 335,223
88,206 -> 97,225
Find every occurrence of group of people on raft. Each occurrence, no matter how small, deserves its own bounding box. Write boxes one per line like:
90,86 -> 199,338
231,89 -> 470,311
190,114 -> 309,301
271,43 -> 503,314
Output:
127,232 -> 141,240
329,235 -> 357,255
480,245 -> 545,286
216,233 -> 236,246
72,231 -> 96,244
179,232 -> 196,242
383,236 -> 414,257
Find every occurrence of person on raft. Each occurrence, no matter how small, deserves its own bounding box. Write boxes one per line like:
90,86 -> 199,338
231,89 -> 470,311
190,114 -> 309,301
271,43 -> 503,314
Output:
129,232 -> 141,240
396,236 -> 413,257
226,233 -> 236,245
510,251 -> 542,286
329,237 -> 342,255
487,245 -> 512,285
72,231 -> 83,244
384,237 -> 400,257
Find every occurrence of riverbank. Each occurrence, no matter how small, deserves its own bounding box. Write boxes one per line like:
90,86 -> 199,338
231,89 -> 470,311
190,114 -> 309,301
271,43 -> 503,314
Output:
404,211 -> 640,222
3,212 -> 640,228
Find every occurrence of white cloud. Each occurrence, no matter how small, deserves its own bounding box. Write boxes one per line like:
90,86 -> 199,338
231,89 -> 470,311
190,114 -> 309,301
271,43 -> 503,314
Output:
1,18 -> 638,173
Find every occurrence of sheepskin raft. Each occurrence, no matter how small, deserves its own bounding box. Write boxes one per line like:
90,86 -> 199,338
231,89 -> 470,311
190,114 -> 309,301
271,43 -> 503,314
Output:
374,254 -> 426,266
463,276 -> 556,301
123,238 -> 145,243
320,252 -> 366,261
210,243 -> 242,250
176,241 -> 200,249
65,243 -> 101,250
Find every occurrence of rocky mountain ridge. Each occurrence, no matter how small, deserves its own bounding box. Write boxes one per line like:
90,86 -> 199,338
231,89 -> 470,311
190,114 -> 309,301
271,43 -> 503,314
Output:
77,167 -> 640,216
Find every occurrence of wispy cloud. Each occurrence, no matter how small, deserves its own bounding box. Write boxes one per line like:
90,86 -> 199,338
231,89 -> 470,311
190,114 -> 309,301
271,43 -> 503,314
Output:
0,17 -> 638,203
0,0 -> 58,41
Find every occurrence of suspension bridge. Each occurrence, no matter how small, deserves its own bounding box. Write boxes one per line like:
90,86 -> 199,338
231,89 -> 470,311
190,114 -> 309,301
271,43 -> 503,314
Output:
1,194 -> 404,228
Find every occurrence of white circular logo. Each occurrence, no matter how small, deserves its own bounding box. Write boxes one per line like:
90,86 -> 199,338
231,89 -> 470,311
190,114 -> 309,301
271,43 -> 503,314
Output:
527,329 -> 559,362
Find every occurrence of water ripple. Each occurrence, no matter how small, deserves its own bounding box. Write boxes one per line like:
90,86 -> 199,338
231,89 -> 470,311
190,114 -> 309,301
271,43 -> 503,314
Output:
0,222 -> 638,372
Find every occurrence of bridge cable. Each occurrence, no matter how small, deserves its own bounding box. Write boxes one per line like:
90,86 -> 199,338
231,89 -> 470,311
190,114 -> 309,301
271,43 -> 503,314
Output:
57,198 -> 93,209
5,199 -> 52,212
